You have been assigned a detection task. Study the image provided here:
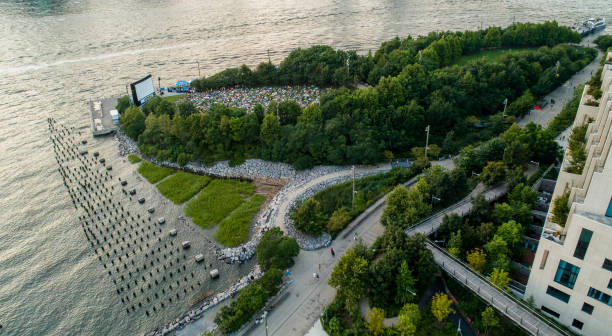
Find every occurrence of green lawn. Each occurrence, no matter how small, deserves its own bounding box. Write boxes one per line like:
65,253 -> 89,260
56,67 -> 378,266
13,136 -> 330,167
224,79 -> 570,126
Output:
138,161 -> 175,184
156,171 -> 211,204
215,194 -> 266,246
453,48 -> 531,66
185,179 -> 255,229
162,94 -> 185,104
128,154 -> 142,164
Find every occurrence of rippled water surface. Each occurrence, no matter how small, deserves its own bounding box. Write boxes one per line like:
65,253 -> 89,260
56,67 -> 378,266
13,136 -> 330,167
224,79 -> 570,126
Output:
0,0 -> 610,335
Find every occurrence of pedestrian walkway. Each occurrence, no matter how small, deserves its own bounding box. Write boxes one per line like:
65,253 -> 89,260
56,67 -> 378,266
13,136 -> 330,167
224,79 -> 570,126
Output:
429,242 -> 568,336
406,183 -> 507,236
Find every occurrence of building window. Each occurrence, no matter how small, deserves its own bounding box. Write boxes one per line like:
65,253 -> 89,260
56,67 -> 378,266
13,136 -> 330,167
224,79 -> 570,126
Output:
603,258 -> 612,272
541,305 -> 560,318
607,198 -> 612,217
547,285 -> 571,303
587,287 -> 612,306
554,260 -> 580,289
572,319 -> 584,330
582,302 -> 594,314
608,278 -> 612,290
573,228 -> 593,260
540,250 -> 549,270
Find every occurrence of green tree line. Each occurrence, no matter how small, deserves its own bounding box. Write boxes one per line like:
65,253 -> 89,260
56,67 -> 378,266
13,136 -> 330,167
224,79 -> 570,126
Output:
121,26 -> 594,169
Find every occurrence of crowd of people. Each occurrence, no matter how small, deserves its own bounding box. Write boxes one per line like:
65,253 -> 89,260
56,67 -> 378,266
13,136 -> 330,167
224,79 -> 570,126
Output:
186,86 -> 323,113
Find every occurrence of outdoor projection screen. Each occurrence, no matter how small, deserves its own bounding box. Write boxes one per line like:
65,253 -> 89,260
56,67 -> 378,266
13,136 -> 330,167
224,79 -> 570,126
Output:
130,75 -> 155,106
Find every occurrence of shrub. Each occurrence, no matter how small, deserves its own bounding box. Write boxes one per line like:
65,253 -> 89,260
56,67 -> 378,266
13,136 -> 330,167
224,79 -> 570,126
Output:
256,227 -> 300,272
127,154 -> 141,164
551,191 -> 570,226
327,208 -> 352,234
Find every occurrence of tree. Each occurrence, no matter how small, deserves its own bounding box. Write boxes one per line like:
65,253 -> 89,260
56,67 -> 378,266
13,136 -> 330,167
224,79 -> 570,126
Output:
484,27 -> 502,48
431,292 -> 454,324
467,248 -> 487,273
367,307 -> 385,336
481,307 -> 499,336
260,113 -> 280,143
381,181 -> 431,228
481,161 -> 506,186
329,249 -> 369,311
116,95 -> 131,114
120,106 -> 146,140
277,100 -> 302,126
327,208 -> 351,234
551,191 -> 570,226
508,183 -> 536,206
397,303 -> 420,336
256,228 -> 300,271
492,202 -> 513,224
495,220 -> 524,257
396,261 -> 417,304
292,198 -> 324,234
490,267 -> 511,290
448,230 -> 463,258
177,100 -> 197,118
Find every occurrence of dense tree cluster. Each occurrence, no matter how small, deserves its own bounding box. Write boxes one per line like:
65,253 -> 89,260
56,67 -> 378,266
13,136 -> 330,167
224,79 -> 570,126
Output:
120,22 -> 592,169
191,21 -> 579,89
594,34 -> 612,51
324,233 -> 438,334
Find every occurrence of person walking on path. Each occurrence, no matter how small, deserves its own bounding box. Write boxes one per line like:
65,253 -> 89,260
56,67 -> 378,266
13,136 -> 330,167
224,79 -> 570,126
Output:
353,232 -> 357,241
330,248 -> 335,256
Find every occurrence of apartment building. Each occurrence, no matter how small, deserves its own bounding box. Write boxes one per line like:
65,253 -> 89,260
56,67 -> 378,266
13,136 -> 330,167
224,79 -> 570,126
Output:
525,52 -> 612,336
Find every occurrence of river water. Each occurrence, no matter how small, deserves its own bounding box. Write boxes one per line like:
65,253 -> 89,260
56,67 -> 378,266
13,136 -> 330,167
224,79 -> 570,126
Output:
0,0 -> 610,335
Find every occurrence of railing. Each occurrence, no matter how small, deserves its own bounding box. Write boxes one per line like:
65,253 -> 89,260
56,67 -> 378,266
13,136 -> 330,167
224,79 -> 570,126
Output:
427,240 -> 573,336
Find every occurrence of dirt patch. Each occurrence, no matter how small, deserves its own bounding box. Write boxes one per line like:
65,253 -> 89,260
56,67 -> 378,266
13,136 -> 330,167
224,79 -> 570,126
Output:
253,177 -> 288,200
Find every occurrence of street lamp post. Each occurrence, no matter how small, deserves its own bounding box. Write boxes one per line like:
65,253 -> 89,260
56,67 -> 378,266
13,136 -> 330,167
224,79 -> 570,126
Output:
424,125 -> 431,158
157,77 -> 161,94
196,61 -> 201,78
352,165 -> 356,210
432,195 -> 441,206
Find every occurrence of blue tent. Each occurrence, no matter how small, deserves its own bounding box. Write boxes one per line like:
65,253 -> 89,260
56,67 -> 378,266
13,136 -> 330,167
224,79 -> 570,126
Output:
175,80 -> 189,86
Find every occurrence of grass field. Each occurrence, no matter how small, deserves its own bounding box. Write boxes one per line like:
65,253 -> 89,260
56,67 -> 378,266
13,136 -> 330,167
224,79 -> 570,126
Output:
156,171 -> 211,204
215,194 -> 266,246
162,94 -> 185,104
185,179 -> 255,229
453,48 -> 531,66
138,161 -> 175,183
128,154 -> 142,164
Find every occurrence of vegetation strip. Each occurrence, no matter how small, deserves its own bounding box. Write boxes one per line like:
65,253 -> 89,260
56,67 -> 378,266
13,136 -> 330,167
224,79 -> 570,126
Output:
185,179 -> 255,229
215,194 -> 266,247
156,171 -> 211,204
137,161 -> 175,183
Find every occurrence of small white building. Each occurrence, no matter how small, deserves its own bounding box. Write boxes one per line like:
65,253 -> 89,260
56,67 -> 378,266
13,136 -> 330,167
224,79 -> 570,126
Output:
525,52 -> 612,336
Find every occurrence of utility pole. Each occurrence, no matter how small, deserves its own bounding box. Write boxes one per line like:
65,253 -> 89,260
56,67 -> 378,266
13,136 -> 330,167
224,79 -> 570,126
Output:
267,49 -> 271,64
196,61 -> 201,77
502,98 -> 508,118
157,77 -> 161,94
424,125 -> 430,158
352,165 -> 356,210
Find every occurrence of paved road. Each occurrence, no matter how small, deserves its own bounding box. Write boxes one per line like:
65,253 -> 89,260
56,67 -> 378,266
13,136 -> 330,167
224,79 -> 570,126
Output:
518,34 -> 603,128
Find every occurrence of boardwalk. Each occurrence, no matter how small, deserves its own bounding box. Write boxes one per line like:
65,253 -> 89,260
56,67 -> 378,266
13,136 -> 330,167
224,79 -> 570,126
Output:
429,243 -> 567,336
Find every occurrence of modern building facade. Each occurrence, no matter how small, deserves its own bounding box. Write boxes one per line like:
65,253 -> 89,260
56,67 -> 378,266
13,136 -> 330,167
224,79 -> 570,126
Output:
525,52 -> 612,336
